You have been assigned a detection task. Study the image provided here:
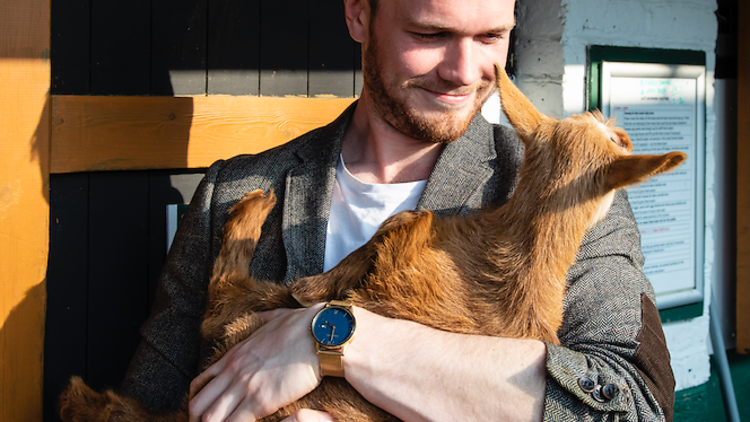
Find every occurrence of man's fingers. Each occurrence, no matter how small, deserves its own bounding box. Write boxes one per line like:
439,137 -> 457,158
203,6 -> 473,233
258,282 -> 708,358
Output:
190,333 -> 246,400
253,308 -> 291,323
255,303 -> 323,324
190,359 -> 224,399
201,382 -> 249,422
189,369 -> 213,400
282,409 -> 335,422
223,395 -> 268,422
189,369 -> 239,422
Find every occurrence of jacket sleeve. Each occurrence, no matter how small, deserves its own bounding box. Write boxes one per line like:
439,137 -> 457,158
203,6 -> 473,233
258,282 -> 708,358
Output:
542,190 -> 676,421
119,160 -> 226,411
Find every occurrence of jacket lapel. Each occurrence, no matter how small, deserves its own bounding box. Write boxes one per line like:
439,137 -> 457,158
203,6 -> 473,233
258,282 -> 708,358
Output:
418,115 -> 497,215
281,104 -> 354,281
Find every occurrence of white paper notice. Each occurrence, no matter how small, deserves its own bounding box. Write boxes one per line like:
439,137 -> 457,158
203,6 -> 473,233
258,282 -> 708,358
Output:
608,77 -> 697,296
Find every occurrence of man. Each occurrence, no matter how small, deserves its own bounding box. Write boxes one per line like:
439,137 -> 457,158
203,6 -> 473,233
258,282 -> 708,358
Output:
122,0 -> 675,421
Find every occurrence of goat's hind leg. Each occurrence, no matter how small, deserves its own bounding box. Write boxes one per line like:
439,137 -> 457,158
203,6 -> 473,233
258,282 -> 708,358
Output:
59,377 -> 186,422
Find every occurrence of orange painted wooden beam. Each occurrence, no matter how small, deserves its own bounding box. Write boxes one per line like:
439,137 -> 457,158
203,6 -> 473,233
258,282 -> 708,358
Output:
0,0 -> 50,420
50,96 -> 356,173
737,0 -> 750,354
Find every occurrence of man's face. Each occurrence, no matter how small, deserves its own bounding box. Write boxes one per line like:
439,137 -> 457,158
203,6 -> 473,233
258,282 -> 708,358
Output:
362,0 -> 515,143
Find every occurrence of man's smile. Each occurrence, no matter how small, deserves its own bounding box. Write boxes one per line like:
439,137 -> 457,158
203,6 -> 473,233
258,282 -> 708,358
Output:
412,83 -> 482,109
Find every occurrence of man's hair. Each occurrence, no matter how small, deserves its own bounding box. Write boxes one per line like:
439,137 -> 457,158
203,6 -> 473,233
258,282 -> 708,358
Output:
368,0 -> 379,17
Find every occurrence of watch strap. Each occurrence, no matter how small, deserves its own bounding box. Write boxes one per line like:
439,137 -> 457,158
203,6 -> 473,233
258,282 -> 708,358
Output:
317,348 -> 346,377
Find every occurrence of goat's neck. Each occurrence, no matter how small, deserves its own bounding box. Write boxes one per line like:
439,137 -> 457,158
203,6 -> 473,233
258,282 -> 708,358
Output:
483,174 -> 600,277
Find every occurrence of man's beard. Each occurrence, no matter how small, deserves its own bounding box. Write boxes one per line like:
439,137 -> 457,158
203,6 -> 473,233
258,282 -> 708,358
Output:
362,33 -> 494,144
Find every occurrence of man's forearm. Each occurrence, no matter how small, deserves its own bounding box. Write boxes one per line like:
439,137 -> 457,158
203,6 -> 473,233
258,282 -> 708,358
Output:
344,307 -> 547,422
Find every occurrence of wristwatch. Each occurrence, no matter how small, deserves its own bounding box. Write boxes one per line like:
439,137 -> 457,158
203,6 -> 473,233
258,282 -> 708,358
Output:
310,300 -> 356,377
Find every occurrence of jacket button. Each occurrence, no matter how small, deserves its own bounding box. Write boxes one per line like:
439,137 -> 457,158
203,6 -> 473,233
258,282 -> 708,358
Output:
602,383 -> 620,400
578,377 -> 596,393
592,385 -> 605,402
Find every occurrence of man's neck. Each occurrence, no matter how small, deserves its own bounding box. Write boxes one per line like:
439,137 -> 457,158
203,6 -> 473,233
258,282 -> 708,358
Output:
341,94 -> 445,185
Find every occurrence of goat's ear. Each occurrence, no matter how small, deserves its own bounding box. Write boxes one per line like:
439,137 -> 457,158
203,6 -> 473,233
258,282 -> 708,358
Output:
605,151 -> 687,191
495,63 -> 546,138
610,126 -> 633,152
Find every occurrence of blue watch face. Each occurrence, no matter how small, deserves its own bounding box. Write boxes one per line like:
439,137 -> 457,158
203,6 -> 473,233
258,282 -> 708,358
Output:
312,306 -> 355,347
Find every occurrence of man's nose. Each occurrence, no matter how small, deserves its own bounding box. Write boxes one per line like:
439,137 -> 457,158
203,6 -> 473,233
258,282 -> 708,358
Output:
437,39 -> 482,87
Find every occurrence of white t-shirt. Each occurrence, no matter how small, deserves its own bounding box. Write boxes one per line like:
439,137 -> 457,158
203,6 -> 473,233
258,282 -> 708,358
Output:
323,156 -> 427,272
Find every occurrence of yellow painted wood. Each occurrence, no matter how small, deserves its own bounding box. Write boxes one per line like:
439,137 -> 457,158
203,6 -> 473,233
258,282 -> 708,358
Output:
0,0 -> 50,419
737,0 -> 750,354
51,96 -> 356,173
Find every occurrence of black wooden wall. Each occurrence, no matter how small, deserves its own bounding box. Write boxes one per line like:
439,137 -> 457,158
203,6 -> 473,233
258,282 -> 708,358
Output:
45,171 -> 205,422
51,0 -> 361,96
45,1 -> 359,421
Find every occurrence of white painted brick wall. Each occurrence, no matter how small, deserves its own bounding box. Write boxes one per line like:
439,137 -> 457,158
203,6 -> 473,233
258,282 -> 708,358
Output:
513,0 -> 719,391
513,0 -> 565,116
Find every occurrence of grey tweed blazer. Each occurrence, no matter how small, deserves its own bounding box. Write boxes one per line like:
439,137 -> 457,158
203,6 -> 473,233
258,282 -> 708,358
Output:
122,103 -> 675,421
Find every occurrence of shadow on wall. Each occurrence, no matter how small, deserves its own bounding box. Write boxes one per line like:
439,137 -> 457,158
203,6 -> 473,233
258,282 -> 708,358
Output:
0,282 -> 46,421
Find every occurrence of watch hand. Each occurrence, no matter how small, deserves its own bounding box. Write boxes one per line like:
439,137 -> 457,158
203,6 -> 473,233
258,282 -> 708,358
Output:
329,326 -> 336,343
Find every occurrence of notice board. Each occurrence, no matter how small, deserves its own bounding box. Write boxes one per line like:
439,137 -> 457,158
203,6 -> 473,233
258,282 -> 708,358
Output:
588,46 -> 706,316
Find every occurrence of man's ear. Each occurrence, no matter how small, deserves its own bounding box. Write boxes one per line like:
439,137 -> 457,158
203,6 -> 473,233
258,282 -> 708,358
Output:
344,0 -> 370,43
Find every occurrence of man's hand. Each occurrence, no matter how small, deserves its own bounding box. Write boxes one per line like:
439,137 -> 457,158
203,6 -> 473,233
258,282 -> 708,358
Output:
188,304 -> 325,422
282,409 -> 335,422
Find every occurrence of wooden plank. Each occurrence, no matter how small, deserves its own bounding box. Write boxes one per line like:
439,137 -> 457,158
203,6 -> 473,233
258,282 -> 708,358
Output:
50,95 -> 355,173
152,0 -> 207,95
737,0 -> 750,354
86,172 -> 150,390
44,174 -> 89,422
309,0 -> 356,97
90,0 -> 150,95
51,0 -> 90,94
260,0 -> 309,96
0,0 -> 50,421
207,0 -> 261,95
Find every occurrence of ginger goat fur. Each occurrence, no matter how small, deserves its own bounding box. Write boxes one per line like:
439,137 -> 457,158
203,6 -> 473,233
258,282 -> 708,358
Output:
58,64 -> 686,422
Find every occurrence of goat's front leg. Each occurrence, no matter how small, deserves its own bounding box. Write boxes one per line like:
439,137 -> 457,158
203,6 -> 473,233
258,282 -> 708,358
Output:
209,189 -> 277,299
292,210 -> 433,305
203,189 -> 289,342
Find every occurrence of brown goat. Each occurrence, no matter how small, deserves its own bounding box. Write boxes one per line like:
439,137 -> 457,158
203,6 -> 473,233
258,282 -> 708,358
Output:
59,64 -> 686,422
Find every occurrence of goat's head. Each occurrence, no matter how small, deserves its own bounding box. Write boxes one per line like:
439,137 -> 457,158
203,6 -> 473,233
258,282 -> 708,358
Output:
494,64 -> 686,225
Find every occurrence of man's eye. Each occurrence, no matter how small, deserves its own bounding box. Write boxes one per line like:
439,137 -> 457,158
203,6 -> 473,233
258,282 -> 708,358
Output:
480,33 -> 505,44
413,32 -> 444,41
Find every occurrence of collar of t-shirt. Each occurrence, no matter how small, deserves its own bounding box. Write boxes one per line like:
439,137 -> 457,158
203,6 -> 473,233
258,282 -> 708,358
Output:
323,155 -> 428,272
